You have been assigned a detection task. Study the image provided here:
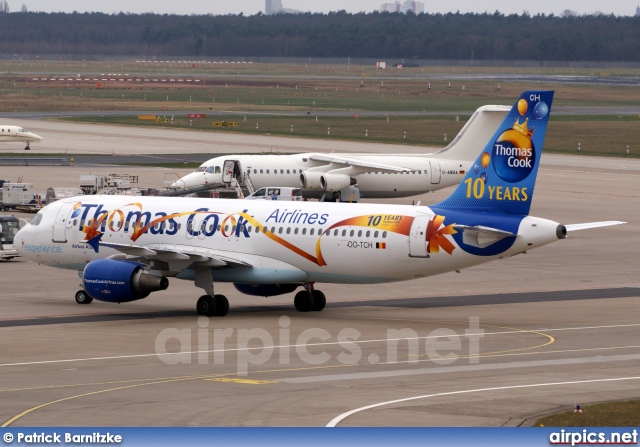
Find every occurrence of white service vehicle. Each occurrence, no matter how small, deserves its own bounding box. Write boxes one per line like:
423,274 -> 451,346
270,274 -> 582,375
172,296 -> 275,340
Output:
0,216 -> 22,260
245,187 -> 303,201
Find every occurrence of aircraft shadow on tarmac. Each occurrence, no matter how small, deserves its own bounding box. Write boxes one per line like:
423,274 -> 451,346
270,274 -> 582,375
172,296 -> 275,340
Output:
4,287 -> 639,327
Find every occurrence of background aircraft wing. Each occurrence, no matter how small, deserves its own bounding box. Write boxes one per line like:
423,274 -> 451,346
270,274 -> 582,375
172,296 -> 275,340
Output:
308,154 -> 413,172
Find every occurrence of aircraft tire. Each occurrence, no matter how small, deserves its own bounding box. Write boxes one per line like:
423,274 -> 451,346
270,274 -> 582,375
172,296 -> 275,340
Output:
196,295 -> 217,317
311,290 -> 326,311
75,290 -> 93,304
294,290 -> 314,312
214,294 -> 229,316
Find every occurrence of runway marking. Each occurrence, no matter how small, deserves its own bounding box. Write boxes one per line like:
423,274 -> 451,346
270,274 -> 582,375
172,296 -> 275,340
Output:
1,322 -> 639,368
1,374 -> 217,427
205,378 -> 277,385
1,363 -> 356,427
326,375 -> 640,427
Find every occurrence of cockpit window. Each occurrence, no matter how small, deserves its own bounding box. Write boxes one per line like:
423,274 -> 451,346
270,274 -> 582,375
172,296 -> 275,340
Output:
215,166 -> 221,174
196,166 -> 207,173
19,128 -> 28,133
31,213 -> 43,226
0,220 -> 20,243
205,166 -> 218,174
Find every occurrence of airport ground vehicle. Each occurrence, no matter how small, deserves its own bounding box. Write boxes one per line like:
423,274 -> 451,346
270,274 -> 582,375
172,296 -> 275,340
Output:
0,215 -> 21,260
245,187 -> 303,201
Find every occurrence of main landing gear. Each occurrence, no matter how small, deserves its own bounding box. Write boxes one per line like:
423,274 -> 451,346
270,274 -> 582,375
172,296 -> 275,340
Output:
196,294 -> 229,317
294,284 -> 326,312
24,143 -> 31,151
75,290 -> 93,304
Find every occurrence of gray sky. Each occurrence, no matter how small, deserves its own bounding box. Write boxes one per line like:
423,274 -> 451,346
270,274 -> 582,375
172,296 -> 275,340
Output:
14,0 -> 637,17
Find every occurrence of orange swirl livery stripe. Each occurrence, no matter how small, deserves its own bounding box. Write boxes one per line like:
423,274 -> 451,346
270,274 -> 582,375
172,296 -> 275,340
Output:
325,214 -> 414,236
237,212 -> 325,266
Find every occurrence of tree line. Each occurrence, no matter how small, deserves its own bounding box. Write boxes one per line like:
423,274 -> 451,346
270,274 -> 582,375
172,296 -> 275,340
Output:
0,11 -> 638,62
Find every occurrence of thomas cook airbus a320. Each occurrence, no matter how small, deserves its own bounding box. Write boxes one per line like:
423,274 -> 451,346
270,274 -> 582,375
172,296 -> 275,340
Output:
14,91 -> 624,316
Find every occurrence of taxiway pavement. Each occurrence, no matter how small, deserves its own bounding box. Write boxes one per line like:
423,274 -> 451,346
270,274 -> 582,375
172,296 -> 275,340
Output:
0,139 -> 638,426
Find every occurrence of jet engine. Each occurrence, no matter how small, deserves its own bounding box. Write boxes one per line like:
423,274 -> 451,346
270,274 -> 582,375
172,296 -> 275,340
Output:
83,259 -> 168,303
233,283 -> 299,297
320,174 -> 356,192
300,171 -> 323,190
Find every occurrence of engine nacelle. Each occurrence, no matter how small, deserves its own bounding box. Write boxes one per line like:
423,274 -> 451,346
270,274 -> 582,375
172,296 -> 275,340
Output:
233,283 -> 299,297
320,174 -> 356,192
300,171 -> 323,190
83,259 -> 169,303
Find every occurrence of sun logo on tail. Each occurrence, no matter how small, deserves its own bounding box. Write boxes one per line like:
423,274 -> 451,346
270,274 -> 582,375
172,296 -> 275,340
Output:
426,215 -> 457,255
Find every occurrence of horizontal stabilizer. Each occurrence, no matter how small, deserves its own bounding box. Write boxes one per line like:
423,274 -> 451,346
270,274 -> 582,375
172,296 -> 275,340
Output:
565,221 -> 626,232
454,225 -> 516,248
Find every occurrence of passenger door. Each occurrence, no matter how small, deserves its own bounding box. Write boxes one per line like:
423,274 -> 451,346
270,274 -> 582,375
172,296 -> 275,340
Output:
429,160 -> 441,184
408,215 -> 430,258
52,202 -> 76,243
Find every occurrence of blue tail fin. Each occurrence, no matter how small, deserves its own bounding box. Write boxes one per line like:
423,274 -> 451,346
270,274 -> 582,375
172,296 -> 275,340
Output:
433,91 -> 554,216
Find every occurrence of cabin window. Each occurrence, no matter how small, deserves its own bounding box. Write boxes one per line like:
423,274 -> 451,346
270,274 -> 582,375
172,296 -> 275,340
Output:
358,230 -> 362,237
286,169 -> 290,174
254,169 -> 257,174
374,231 -> 379,238
310,229 -> 315,236
208,223 -> 214,232
217,225 -> 221,232
286,227 -> 291,234
280,169 -> 284,174
271,226 -> 276,233
382,231 -> 387,238
294,228 -> 299,235
302,228 -> 307,235
333,229 -> 338,236
266,169 -> 270,174
263,226 -> 268,234
366,230 -> 370,237
318,228 -> 323,235
278,227 -> 283,234
224,225 -> 229,233
260,169 -> 263,174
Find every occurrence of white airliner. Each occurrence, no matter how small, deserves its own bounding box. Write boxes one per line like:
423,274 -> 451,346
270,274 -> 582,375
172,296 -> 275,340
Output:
0,125 -> 43,150
172,105 -> 510,201
14,91 -> 624,316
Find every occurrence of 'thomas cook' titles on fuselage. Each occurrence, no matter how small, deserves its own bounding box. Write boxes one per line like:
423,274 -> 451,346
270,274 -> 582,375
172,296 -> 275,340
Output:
18,195 -> 561,285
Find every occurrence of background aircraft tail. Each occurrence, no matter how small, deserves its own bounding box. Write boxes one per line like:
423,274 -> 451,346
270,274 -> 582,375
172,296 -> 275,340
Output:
433,90 -> 554,216
434,105 -> 510,161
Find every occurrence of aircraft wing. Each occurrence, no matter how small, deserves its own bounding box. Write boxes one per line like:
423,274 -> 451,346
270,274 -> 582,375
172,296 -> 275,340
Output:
308,154 -> 413,173
99,241 -> 252,269
453,225 -> 516,248
565,221 -> 626,232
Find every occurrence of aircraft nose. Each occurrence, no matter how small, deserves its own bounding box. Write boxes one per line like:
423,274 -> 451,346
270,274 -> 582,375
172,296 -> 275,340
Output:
171,174 -> 198,189
14,227 -> 26,256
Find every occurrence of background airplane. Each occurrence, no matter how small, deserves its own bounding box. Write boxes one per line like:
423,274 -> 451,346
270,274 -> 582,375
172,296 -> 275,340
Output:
14,91 -> 625,317
171,105 -> 510,201
0,125 -> 43,150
